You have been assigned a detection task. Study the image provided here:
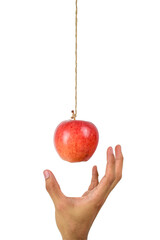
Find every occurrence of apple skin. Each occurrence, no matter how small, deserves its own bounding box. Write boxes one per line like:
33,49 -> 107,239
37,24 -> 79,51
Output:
54,120 -> 99,163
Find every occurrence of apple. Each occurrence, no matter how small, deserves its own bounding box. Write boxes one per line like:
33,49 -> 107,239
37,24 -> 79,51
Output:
54,120 -> 99,162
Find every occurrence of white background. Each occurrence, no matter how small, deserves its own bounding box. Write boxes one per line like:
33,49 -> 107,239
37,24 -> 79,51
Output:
0,0 -> 160,239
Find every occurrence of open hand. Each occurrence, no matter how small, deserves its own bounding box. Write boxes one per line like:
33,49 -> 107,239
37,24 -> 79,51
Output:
43,145 -> 123,240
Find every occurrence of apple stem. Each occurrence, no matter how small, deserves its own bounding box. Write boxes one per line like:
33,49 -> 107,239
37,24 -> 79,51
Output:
71,110 -> 76,120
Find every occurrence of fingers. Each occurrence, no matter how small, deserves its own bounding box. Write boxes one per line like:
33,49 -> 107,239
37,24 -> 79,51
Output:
97,145 -> 123,201
97,147 -> 116,195
105,147 -> 116,182
88,166 -> 99,191
108,145 -> 123,192
43,169 -> 64,205
115,145 -> 123,181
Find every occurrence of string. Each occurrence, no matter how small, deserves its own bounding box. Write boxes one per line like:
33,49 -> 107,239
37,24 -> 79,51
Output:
71,0 -> 78,120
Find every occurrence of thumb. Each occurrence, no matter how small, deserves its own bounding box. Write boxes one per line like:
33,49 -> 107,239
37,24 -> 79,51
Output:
43,169 -> 64,204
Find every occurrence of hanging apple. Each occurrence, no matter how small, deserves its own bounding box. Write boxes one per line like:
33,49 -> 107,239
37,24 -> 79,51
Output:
53,1 -> 99,163
54,119 -> 99,163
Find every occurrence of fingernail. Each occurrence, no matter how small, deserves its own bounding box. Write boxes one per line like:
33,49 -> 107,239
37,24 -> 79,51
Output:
110,147 -> 113,154
117,145 -> 121,152
43,170 -> 50,180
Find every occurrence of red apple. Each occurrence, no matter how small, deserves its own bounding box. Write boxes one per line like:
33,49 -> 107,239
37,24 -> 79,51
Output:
54,120 -> 99,162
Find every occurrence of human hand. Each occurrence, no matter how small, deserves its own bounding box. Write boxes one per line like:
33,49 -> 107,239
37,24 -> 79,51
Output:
43,145 -> 123,240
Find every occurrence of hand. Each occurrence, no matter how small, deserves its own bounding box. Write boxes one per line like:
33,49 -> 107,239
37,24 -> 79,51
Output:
43,145 -> 123,240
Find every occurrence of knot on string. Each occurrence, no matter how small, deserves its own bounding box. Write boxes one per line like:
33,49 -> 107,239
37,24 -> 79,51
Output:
71,110 -> 77,120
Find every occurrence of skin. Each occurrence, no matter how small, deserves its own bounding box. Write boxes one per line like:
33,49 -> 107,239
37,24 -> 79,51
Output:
43,145 -> 124,240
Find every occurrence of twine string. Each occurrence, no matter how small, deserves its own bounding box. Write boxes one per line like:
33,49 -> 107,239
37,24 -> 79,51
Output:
71,0 -> 78,120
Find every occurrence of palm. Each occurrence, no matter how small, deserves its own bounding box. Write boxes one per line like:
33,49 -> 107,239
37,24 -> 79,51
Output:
55,183 -> 101,239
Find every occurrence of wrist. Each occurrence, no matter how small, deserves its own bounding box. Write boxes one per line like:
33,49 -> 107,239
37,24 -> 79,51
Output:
61,228 -> 88,240
62,233 -> 88,240
63,238 -> 87,240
